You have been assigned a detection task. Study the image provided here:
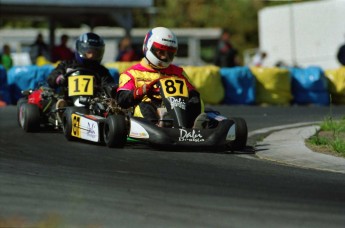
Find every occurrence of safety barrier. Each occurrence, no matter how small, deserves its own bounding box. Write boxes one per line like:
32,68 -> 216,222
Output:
0,65 -> 11,105
1,62 -> 345,106
325,67 -> 345,104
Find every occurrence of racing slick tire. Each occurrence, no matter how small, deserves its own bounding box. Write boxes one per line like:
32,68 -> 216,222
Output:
16,97 -> 28,127
62,107 -> 88,141
19,103 -> 40,132
103,114 -> 127,148
226,117 -> 248,151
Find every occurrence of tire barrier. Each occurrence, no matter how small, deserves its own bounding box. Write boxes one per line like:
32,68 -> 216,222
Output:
183,65 -> 225,105
3,63 -> 345,105
289,66 -> 330,106
250,67 -> 292,105
220,66 -> 255,105
0,65 -> 11,105
105,61 -> 139,75
325,67 -> 345,104
7,65 -> 54,104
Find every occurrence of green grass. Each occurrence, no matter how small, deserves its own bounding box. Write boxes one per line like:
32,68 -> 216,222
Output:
307,116 -> 345,157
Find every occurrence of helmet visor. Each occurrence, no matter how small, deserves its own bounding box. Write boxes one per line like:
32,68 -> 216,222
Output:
77,42 -> 104,62
151,42 -> 177,63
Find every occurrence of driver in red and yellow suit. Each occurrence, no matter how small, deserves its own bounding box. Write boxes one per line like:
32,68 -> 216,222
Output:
116,27 -> 204,128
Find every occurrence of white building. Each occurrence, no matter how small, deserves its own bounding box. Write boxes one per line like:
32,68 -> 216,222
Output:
258,0 -> 345,69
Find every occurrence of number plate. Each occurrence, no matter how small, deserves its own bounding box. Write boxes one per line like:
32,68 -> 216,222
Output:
160,78 -> 188,98
68,75 -> 94,96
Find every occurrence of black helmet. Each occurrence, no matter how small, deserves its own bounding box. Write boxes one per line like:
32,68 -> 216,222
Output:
75,32 -> 105,64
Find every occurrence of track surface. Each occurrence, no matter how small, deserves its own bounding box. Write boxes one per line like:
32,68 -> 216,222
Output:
1,105 -> 345,227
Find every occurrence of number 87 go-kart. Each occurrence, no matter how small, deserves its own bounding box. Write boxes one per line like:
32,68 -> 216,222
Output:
123,77 -> 248,152
61,72 -> 248,151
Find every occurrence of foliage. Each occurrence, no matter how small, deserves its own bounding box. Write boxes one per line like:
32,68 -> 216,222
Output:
152,0 -> 264,54
307,117 -> 345,157
1,0 -> 317,56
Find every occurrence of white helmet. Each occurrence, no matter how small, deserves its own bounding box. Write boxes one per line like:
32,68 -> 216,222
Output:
142,27 -> 178,69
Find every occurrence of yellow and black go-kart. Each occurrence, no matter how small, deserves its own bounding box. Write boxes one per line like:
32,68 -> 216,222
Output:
63,74 -> 248,151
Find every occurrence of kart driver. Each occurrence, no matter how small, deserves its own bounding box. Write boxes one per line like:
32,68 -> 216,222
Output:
116,27 -> 207,128
47,32 -> 115,100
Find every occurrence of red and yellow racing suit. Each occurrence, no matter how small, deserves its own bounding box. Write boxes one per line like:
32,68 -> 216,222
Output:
116,59 -> 202,126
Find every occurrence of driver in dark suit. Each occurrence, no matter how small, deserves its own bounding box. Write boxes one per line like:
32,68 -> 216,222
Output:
47,32 -> 114,91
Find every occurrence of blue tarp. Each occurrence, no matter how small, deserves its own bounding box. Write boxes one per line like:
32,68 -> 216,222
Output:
7,65 -> 54,104
6,65 -> 119,104
108,68 -> 120,84
220,66 -> 255,105
0,65 -> 11,104
289,66 -> 330,105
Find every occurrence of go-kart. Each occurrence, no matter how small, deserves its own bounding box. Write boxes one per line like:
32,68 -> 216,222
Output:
126,77 -> 248,151
61,72 -> 248,151
60,69 -> 128,148
17,83 -> 63,132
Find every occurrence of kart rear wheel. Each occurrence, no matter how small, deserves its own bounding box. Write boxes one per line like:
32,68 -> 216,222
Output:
226,117 -> 248,151
103,114 -> 127,148
16,97 -> 28,127
62,107 -> 88,141
20,103 -> 40,132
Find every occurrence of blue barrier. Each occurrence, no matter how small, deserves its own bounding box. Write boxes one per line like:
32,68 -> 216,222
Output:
2,65 -> 338,106
220,66 -> 256,105
0,65 -> 11,104
289,66 -> 330,105
108,68 -> 120,84
7,65 -> 54,104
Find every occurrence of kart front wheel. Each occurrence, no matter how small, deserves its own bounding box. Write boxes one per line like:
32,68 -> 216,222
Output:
103,114 -> 127,148
226,117 -> 248,151
20,103 -> 40,132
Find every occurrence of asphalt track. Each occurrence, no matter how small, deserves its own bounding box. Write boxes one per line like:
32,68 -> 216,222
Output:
1,105 -> 345,227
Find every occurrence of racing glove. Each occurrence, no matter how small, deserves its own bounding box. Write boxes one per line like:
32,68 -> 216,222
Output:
56,74 -> 66,86
133,79 -> 160,100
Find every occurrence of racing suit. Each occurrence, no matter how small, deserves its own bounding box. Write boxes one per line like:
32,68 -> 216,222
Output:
47,59 -> 115,108
47,59 -> 114,90
116,58 -> 202,128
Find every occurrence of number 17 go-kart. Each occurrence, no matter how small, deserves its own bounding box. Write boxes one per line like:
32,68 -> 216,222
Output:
61,75 -> 248,151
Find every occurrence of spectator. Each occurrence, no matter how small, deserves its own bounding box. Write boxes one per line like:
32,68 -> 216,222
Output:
337,37 -> 345,66
116,35 -> 141,62
52,34 -> 74,62
251,50 -> 267,67
214,29 -> 239,67
1,44 -> 13,71
29,33 -> 50,64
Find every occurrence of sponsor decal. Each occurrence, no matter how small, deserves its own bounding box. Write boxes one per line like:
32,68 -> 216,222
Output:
162,38 -> 176,44
169,97 -> 186,110
129,120 -> 149,139
76,115 -> 99,142
178,129 -> 204,142
72,114 -> 81,137
86,122 -> 96,139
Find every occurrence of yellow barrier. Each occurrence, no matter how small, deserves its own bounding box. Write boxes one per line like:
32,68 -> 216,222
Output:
183,65 -> 224,105
325,67 -> 345,104
250,67 -> 292,105
105,61 -> 139,74
36,56 -> 59,67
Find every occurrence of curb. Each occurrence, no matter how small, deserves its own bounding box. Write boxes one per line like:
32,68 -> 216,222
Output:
254,124 -> 345,174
